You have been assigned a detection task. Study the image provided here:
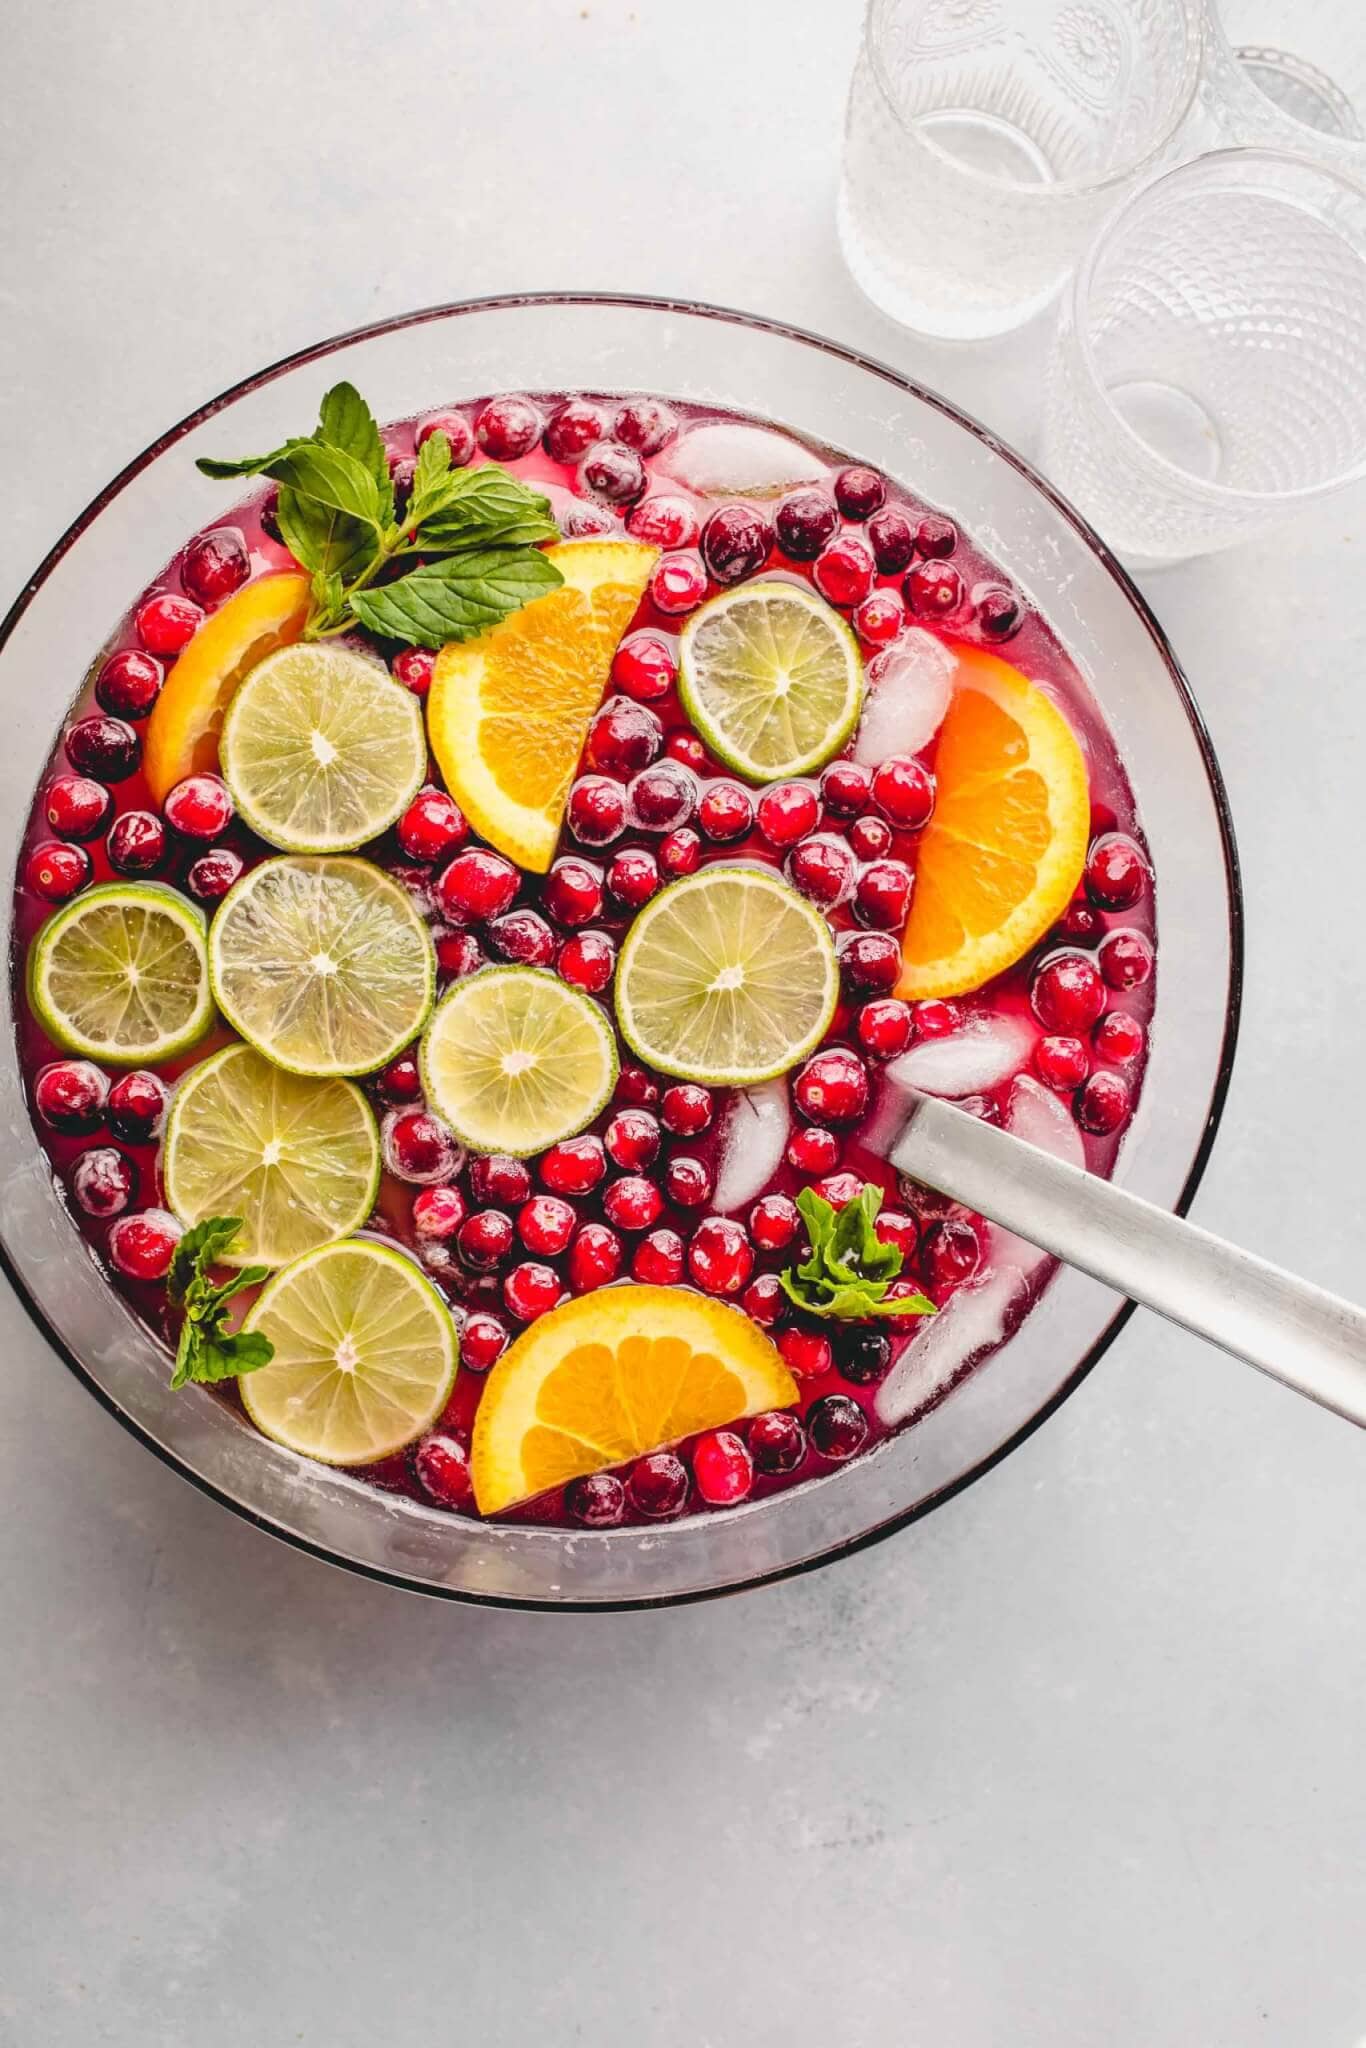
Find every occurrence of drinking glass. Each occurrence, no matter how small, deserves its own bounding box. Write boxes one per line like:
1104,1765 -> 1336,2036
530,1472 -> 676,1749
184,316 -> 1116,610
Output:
1199,0 -> 1366,161
1040,149 -> 1366,563
837,0 -> 1205,340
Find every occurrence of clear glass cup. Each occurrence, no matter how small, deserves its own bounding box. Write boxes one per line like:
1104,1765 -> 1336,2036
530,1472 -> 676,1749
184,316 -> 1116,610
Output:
1199,0 -> 1366,161
0,297 -> 1241,1606
837,0 -> 1205,340
1040,148 -> 1366,564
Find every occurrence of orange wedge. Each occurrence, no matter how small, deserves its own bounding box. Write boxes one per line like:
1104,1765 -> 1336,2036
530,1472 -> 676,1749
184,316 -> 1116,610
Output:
470,1284 -> 797,1516
143,572 -> 310,802
427,540 -> 657,872
897,644 -> 1089,1000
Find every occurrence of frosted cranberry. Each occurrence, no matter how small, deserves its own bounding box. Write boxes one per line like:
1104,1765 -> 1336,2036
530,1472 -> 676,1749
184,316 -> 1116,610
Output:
580,440 -> 646,506
819,760 -> 870,817
540,1135 -> 606,1194
107,1070 -> 166,1142
611,633 -> 675,704
183,846 -> 242,903
393,646 -> 436,696
774,487 -> 839,561
906,560 -> 964,617
506,1261 -> 564,1323
750,1409 -> 805,1473
35,1060 -> 107,1134
397,788 -> 467,864
1032,950 -> 1106,1032
628,1451 -> 689,1519
458,1209 -> 515,1269
742,1273 -> 786,1327
1076,1070 -> 1131,1137
814,1170 -> 865,1209
661,1083 -> 712,1136
181,527 -> 249,607
26,841 -> 90,900
1098,929 -> 1153,991
855,859 -> 913,930
606,846 -> 660,911
794,1047 -> 868,1124
585,697 -> 663,777
558,928 -> 615,993
416,409 -> 475,465
414,1433 -> 472,1509
543,398 -> 607,463
566,1220 -> 623,1293
603,1175 -> 663,1232
814,535 -> 875,608
96,650 -> 163,720
750,1192 -> 800,1250
701,503 -> 772,585
921,1218 -> 981,1288
626,496 -> 699,549
857,997 -> 913,1059
44,775 -> 111,842
1094,1010 -> 1144,1064
1086,833 -> 1148,910
632,1226 -> 684,1284
786,1125 -> 840,1175
664,730 -> 709,771
383,1108 -> 461,1185
66,716 -> 139,783
109,1208 -> 182,1281
975,584 -> 1023,640
489,908 -> 556,966
566,777 -> 626,850
875,1208 -> 919,1262
913,998 -> 958,1037
135,592 -> 202,655
848,814 -> 892,861
778,1327 -> 833,1379
788,833 -> 856,907
840,931 -> 900,995
413,1185 -> 467,1239
871,755 -> 935,830
838,1329 -> 893,1386
566,1470 -> 627,1527
562,505 -> 616,538
517,1194 -> 576,1258
164,773 -> 232,841
436,930 -> 484,979
605,1109 -> 660,1171
854,589 -> 905,645
467,1156 -> 530,1207
539,857 -> 601,929
1057,900 -> 1104,945
107,811 -> 166,876
665,1155 -> 712,1207
916,514 -> 958,559
475,395 -> 541,459
649,551 -> 708,616
1034,1035 -> 1089,1089
697,781 -> 752,843
460,1312 -> 509,1373
693,1429 -> 753,1506
613,397 -> 677,454
756,781 -> 818,848
688,1216 -> 753,1296
867,506 -> 916,575
376,1054 -> 422,1106
833,462 -> 885,517
616,1065 -> 660,1107
659,827 -> 702,877
629,762 -> 697,832
69,1146 -> 134,1219
437,847 -> 519,923
809,1393 -> 868,1460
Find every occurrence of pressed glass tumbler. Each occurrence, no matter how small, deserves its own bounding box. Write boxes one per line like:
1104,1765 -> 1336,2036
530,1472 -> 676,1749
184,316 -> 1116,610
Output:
1199,0 -> 1366,162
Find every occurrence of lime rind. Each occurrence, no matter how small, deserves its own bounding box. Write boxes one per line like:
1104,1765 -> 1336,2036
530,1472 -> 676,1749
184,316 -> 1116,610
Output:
420,965 -> 618,1158
27,880 -> 214,1066
678,579 -> 865,784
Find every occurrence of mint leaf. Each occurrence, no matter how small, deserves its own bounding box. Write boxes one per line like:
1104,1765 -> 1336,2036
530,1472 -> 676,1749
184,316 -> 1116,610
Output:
277,486 -> 378,585
317,382 -> 392,515
167,1214 -> 274,1389
196,445 -> 293,479
406,429 -> 454,523
779,1186 -> 935,1323
415,467 -> 561,552
350,546 -> 564,650
263,441 -> 385,529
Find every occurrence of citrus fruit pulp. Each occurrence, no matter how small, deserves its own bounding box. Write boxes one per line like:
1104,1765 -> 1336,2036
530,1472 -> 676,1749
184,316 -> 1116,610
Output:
420,966 -> 617,1157
143,572 -> 310,803
28,881 -> 213,1064
678,579 -> 864,781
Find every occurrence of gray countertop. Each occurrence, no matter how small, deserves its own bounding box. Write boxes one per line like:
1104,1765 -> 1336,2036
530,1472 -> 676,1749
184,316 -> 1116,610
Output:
3,4 -> 1365,2042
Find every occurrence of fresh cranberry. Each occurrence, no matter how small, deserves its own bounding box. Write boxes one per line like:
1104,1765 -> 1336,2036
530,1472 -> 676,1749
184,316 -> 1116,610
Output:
834,465 -> 886,520
437,932 -> 485,985
786,1125 -> 841,1175
629,762 -> 697,833
916,513 -> 958,558
778,1327 -> 833,1379
756,782 -> 819,848
975,584 -> 1023,640
794,1047 -> 869,1125
25,841 -> 90,900
701,503 -> 772,584
1056,900 -> 1104,945
44,775 -> 112,843
564,779 -> 624,853
837,1329 -> 893,1385
632,1226 -> 684,1284
413,1184 -> 467,1239
626,496 -> 698,549
436,847 -> 519,923
814,535 -> 875,609
66,715 -> 140,783
518,1194 -> 576,1257
108,1208 -> 182,1281
558,928 -> 615,993
418,409 -> 476,465
606,846 -> 660,911
750,1410 -> 805,1473
874,1208 -> 919,1263
389,458 -> 417,518
35,1060 -> 107,1133
580,441 -> 647,506
69,1146 -> 134,1219
1031,950 -> 1106,1032
1034,1035 -> 1089,1090
854,589 -> 906,645
905,560 -> 964,618
164,773 -> 233,841
1076,1070 -> 1131,1136
659,827 -> 702,877
913,998 -> 958,1037
1098,929 -> 1153,991
697,781 -> 753,843
693,1429 -> 753,1507
871,755 -> 935,830
1094,1010 -> 1145,1064
615,1066 -> 660,1108
812,1170 -> 865,1210
585,698 -> 664,779
540,1135 -> 607,1195
921,1218 -> 981,1289
393,646 -> 436,696
397,788 -> 466,864
181,527 -> 249,607
566,1470 -> 627,1527
660,1083 -> 713,1137
774,487 -> 839,561
414,1432 -> 473,1509
840,930 -> 901,994
788,834 -> 857,908
687,1216 -> 752,1296
543,398 -> 607,463
562,505 -> 616,538
867,506 -> 917,575
95,650 -> 163,720
649,551 -> 708,616
1085,833 -> 1149,910
820,760 -> 871,817
465,1156 -> 530,1208
628,1451 -> 689,1519
664,730 -> 709,772
742,1273 -> 786,1328
376,1054 -> 422,1106
808,1393 -> 869,1460
134,592 -> 202,655
488,908 -> 556,966
848,815 -> 892,862
855,859 -> 913,930
665,1155 -> 712,1207
458,1209 -> 515,1269
611,634 -> 676,705
475,395 -> 541,459
107,1070 -> 166,1142
857,997 -> 913,1059
614,398 -> 677,454
605,1110 -> 660,1172
184,847 -> 244,903
603,1175 -> 663,1233
566,1220 -> 623,1293
382,1108 -> 461,1185
460,1312 -> 509,1373
259,489 -> 283,540
106,811 -> 166,876
750,1192 -> 800,1250
539,857 -> 601,929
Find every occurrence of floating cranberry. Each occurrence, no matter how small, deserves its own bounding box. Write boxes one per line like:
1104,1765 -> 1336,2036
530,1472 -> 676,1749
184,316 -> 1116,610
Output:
383,1108 -> 461,1185
397,788 -> 467,864
259,489 -> 283,540
701,503 -> 773,585
377,1054 -> 422,1106
605,1109 -> 660,1172
855,859 -> 913,930
460,1311 -> 509,1373
837,1329 -> 893,1386
778,1327 -> 833,1379
669,737 -> 712,778
835,465 -> 886,520
414,1432 -> 473,1509
756,781 -> 819,848
566,1220 -> 623,1293
1098,929 -> 1153,991
616,1065 -> 660,1108
628,1451 -> 689,1519
871,755 -> 935,830
840,930 -> 900,994
626,496 -> 698,549
475,395 -> 541,459
583,440 -> 648,507
913,998 -> 958,1037
388,457 -> 417,518
660,1083 -> 713,1136
26,841 -> 90,900
1076,1070 -> 1131,1136
614,398 -> 677,454
649,551 -> 708,616
106,812 -> 166,876
750,1410 -> 805,1473
36,1061 -> 108,1136
1056,899 -> 1104,945
135,592 -> 202,655
416,410 -> 475,466
458,1208 -> 515,1269
632,1226 -> 685,1284
814,534 -> 875,609
774,487 -> 839,561
69,1146 -> 134,1219
788,834 -> 857,908
181,527 -> 249,608
665,1155 -> 712,1207
164,774 -> 233,841
540,1134 -> 607,1195
921,1218 -> 981,1289
854,589 -> 905,646
565,779 -> 625,854
659,827 -> 702,877
66,715 -> 140,783
629,762 -> 697,833
562,505 -> 616,538
44,775 -> 112,842
814,1170 -> 867,1212
867,506 -> 917,575
107,1070 -> 166,1142
875,1207 -> 919,1261
470,1155 -> 533,1206
96,650 -> 163,720
794,1047 -> 869,1124
108,1208 -> 182,1281
539,856 -> 602,929
566,1470 -> 627,1527
905,560 -> 964,618
1094,1010 -> 1144,1064
436,928 -> 484,980
857,997 -> 913,1059
1031,950 -> 1106,1032
603,1175 -> 663,1232
1085,833 -> 1149,910
413,1185 -> 467,1239
820,760 -> 871,817
975,584 -> 1023,640
693,1429 -> 753,1506
916,513 -> 958,559
848,814 -> 892,862
1034,1035 -> 1089,1090
558,928 -> 615,994
697,781 -> 753,843
786,1124 -> 841,1175
437,847 -> 519,923
488,908 -> 556,966
606,846 -> 660,911
742,1273 -> 786,1328
688,1216 -> 752,1295
393,646 -> 436,696
585,697 -> 664,779
611,633 -> 675,704
750,1192 -> 800,1250
809,1393 -> 869,1460
517,1194 -> 576,1258
544,398 -> 607,463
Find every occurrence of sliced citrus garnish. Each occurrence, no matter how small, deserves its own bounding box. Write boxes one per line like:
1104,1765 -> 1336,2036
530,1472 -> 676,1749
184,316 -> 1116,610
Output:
898,645 -> 1089,1000
144,572 -> 310,803
241,1241 -> 456,1465
427,539 -> 658,871
421,966 -> 617,1157
678,580 -> 865,781
28,881 -> 213,1064
470,1284 -> 798,1515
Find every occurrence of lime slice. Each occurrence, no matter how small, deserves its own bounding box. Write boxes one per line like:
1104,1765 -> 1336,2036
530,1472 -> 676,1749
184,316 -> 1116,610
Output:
241,1240 -> 457,1466
28,881 -> 213,1065
420,966 -> 617,1157
209,855 -> 435,1076
615,866 -> 838,1085
219,642 -> 427,853
678,580 -> 865,782
164,1044 -> 381,1266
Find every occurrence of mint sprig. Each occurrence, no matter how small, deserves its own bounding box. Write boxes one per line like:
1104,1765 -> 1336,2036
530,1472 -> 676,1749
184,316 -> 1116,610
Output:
779,1185 -> 936,1322
166,1215 -> 274,1390
197,383 -> 563,649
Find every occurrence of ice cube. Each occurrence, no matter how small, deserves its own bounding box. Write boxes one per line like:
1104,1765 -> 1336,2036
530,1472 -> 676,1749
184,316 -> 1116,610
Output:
712,1078 -> 791,1213
852,632 -> 956,766
875,1266 -> 1025,1427
886,1012 -> 1035,1099
655,423 -> 828,500
985,1073 -> 1086,1276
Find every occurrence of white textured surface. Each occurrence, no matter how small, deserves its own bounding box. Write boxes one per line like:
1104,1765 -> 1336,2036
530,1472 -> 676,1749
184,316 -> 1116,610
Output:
3,4 -> 1366,2044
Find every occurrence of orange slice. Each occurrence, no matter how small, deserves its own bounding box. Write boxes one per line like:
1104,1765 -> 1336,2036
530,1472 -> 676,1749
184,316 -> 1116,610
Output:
897,644 -> 1089,1000
470,1284 -> 797,1516
143,571 -> 310,802
427,540 -> 658,872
